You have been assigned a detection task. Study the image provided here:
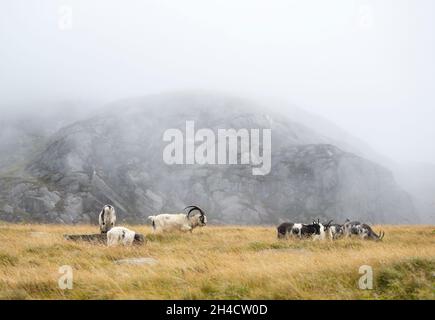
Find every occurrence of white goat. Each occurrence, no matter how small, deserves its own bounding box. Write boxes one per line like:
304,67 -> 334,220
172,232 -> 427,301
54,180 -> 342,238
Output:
147,206 -> 207,233
107,226 -> 138,246
99,205 -> 116,234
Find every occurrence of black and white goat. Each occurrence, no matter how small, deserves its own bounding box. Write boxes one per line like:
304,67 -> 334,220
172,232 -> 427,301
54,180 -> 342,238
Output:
277,219 -> 332,240
326,223 -> 345,240
343,219 -> 385,241
310,219 -> 333,241
99,205 -> 116,234
277,222 -> 294,239
147,205 -> 207,233
343,220 -> 362,238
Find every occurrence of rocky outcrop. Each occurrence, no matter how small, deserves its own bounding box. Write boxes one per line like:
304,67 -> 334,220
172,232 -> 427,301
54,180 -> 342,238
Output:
0,93 -> 416,224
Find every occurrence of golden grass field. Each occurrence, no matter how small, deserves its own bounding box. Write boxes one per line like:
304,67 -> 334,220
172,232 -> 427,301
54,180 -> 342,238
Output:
0,223 -> 434,300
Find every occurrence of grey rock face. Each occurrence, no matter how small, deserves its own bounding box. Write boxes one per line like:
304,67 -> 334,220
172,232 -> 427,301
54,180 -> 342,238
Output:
0,93 -> 415,224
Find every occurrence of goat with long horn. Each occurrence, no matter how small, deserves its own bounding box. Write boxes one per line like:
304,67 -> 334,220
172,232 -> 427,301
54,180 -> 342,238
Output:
148,205 -> 207,233
343,219 -> 385,241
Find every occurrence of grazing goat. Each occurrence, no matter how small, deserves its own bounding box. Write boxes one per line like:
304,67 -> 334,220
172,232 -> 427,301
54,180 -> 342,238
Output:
327,223 -> 344,240
311,219 -> 333,241
279,219 -> 332,240
277,222 -> 294,239
99,205 -> 116,234
107,226 -> 145,246
147,205 -> 207,233
343,219 -> 363,237
343,219 -> 385,241
358,224 -> 385,241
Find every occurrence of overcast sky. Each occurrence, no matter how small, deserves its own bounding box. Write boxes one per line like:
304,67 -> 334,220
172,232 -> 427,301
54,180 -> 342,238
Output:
1,0 -> 434,164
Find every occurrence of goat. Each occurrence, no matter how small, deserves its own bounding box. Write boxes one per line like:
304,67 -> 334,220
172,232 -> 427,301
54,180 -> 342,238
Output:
99,204 -> 116,234
311,219 -> 332,241
343,219 -> 361,238
326,223 -> 344,240
287,223 -> 304,238
282,219 -> 331,240
277,222 -> 294,239
147,205 -> 207,233
107,226 -> 145,246
358,224 -> 385,241
343,219 -> 385,241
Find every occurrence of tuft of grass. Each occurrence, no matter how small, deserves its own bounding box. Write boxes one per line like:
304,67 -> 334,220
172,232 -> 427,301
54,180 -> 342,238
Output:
376,258 -> 435,299
0,253 -> 18,266
145,233 -> 183,243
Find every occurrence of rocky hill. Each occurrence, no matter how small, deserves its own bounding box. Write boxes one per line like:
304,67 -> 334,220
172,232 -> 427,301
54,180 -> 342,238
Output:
0,93 -> 415,224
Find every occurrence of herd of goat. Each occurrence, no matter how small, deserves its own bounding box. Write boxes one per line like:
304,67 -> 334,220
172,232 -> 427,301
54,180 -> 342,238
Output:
99,204 -> 207,246
96,204 -> 385,246
277,219 -> 385,241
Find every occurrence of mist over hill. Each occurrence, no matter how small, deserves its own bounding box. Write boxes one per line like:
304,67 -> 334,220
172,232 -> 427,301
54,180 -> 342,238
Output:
0,93 -> 416,224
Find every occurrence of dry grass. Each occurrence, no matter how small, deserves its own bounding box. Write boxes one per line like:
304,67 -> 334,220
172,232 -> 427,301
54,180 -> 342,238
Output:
0,223 -> 434,300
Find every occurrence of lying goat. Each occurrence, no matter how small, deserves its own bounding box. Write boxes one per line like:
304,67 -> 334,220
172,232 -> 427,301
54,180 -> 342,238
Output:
107,226 -> 145,246
343,219 -> 385,241
147,205 -> 207,233
99,204 -> 116,234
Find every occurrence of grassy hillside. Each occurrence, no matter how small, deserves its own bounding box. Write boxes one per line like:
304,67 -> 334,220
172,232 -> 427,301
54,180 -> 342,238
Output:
0,224 -> 433,299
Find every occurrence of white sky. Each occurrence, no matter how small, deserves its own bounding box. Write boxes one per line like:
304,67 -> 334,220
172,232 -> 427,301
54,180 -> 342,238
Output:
1,0 -> 434,164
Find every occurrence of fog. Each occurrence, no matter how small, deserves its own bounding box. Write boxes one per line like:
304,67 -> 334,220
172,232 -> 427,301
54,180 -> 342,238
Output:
1,0 -> 434,165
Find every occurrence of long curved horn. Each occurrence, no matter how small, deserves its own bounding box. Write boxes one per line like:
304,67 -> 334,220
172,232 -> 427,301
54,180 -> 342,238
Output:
373,229 -> 384,240
184,205 -> 205,218
325,220 -> 333,228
